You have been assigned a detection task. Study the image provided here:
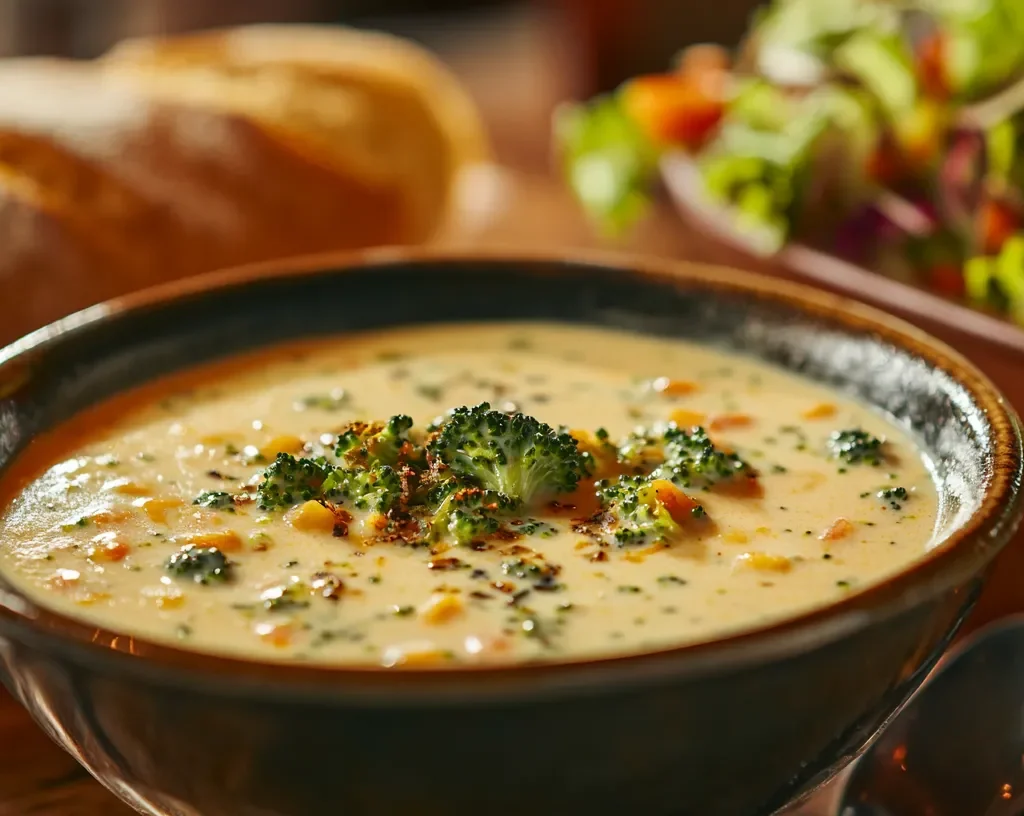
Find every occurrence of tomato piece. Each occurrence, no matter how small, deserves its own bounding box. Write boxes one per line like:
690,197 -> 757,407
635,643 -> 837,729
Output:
648,479 -> 700,524
866,138 -> 905,185
651,376 -> 700,396
978,198 -> 1020,255
928,264 -> 965,297
801,403 -> 837,420
622,74 -> 725,150
819,518 -> 855,542
916,31 -> 950,100
676,43 -> 730,78
675,43 -> 730,99
708,413 -> 753,431
895,100 -> 946,171
714,474 -> 764,499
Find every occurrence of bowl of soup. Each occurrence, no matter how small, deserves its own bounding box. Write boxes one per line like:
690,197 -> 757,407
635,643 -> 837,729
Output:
0,250 -> 1018,816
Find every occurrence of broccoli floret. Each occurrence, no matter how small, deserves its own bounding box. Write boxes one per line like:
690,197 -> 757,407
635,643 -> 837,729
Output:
256,454 -> 333,510
256,451 -> 406,517
829,429 -> 884,465
598,475 -> 705,546
192,490 -> 235,511
613,425 -> 754,487
335,415 -> 415,467
427,403 -> 591,507
428,482 -> 516,545
653,425 -> 754,488
322,463 -> 403,513
165,545 -> 233,584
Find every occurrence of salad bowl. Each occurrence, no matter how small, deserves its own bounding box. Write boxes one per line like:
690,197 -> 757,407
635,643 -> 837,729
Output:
559,0 -> 1024,352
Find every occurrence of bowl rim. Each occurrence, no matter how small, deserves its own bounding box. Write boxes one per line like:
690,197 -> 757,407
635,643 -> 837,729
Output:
0,246 -> 1020,700
660,151 -> 1024,357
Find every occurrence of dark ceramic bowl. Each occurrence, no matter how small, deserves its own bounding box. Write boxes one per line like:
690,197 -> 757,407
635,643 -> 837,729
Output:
0,250 -> 1020,816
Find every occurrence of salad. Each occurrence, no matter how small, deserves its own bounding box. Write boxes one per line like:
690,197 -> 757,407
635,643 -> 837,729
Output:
556,0 -> 1024,323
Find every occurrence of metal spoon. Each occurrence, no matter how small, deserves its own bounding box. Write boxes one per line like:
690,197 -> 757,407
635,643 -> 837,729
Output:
835,615 -> 1024,816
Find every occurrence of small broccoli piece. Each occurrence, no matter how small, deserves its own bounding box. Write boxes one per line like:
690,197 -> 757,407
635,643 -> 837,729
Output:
165,545 -> 233,584
829,429 -> 884,465
428,482 -> 516,545
322,463 -> 403,513
598,475 -> 703,546
447,510 -> 500,545
592,427 -> 618,456
427,403 -> 591,507
501,557 -> 563,591
257,454 -> 333,510
877,486 -> 908,510
616,428 -> 661,471
260,582 -> 311,612
653,425 -> 755,488
295,389 -> 349,412
335,415 -> 415,467
193,490 -> 235,510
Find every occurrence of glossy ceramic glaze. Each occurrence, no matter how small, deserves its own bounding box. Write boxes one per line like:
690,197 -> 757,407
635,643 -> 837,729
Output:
0,251 -> 1019,816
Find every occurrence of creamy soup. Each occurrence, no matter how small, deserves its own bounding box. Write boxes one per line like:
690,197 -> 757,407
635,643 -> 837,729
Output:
0,323 -> 938,666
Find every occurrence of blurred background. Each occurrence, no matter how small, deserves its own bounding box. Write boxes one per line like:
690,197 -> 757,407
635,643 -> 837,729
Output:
0,0 -> 762,174
0,4 -> 1022,814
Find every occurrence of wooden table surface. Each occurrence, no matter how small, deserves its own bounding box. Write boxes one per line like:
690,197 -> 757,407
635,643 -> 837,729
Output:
0,169 -> 853,815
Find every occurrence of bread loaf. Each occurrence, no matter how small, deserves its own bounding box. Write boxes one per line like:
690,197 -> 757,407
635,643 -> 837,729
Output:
0,26 -> 490,345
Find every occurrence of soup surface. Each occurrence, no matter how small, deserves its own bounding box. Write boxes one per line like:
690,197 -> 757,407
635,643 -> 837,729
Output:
0,323 -> 938,666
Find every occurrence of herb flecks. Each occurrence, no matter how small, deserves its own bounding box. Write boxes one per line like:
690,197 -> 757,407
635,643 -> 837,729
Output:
500,557 -> 563,592
294,389 -> 349,412
415,384 -> 445,402
310,571 -> 345,600
511,519 -> 559,537
261,583 -> 311,612
193,490 -> 236,511
877,486 -> 909,510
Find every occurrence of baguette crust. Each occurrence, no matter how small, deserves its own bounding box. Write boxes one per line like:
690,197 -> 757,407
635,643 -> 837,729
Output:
0,28 -> 490,345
